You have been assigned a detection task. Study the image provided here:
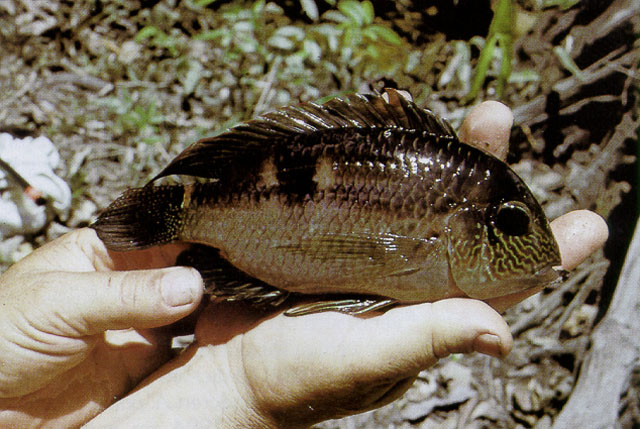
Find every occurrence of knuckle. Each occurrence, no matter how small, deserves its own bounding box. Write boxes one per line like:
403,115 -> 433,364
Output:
110,272 -> 143,309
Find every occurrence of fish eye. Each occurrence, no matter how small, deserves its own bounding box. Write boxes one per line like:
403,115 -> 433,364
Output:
495,201 -> 532,236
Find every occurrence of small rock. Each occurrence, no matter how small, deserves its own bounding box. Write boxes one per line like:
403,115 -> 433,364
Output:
561,304 -> 598,337
512,379 -> 544,413
119,41 -> 141,65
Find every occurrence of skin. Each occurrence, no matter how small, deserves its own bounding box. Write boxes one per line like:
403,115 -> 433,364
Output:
0,102 -> 608,428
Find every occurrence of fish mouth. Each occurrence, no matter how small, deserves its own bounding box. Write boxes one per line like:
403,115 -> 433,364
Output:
535,264 -> 562,284
545,266 -> 569,289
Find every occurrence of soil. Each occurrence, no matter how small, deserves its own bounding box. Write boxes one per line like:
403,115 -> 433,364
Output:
0,0 -> 638,427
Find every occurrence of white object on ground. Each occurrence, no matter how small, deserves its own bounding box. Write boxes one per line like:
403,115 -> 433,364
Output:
0,133 -> 72,240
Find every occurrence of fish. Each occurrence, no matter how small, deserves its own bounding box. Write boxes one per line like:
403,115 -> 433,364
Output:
91,89 -> 561,316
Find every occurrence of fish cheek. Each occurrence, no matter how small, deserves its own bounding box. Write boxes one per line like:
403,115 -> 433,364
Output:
446,207 -> 492,298
447,208 -> 558,300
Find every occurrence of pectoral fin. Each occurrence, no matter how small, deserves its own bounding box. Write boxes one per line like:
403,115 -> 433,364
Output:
274,232 -> 437,280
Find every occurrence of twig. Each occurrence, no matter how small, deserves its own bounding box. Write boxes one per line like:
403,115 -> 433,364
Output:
510,265 -> 594,336
0,157 -> 46,205
253,56 -> 282,117
552,261 -> 608,333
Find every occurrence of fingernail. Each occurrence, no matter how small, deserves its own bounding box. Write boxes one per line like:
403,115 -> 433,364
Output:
474,333 -> 505,358
161,268 -> 200,307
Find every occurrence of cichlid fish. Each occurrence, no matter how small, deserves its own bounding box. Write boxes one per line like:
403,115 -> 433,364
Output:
92,90 -> 561,315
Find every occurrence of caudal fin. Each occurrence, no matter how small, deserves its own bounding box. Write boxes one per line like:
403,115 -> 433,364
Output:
91,185 -> 185,251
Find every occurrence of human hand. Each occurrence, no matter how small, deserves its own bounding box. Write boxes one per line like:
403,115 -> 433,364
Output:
0,228 -> 203,427
86,100 -> 608,428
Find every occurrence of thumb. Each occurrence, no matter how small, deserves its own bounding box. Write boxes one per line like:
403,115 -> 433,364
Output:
31,267 -> 203,337
355,298 -> 513,374
424,298 -> 513,360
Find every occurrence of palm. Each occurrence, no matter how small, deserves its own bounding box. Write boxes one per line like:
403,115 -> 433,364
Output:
191,297 -> 510,427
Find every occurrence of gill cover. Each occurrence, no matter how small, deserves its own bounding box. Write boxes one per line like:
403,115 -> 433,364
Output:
446,205 -> 560,299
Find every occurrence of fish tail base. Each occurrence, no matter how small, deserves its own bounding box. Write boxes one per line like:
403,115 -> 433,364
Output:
91,185 -> 185,251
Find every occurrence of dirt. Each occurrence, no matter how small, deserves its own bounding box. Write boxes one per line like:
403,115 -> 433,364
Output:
0,0 -> 638,427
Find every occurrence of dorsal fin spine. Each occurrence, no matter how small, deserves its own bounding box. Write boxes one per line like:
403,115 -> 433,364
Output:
152,90 -> 458,182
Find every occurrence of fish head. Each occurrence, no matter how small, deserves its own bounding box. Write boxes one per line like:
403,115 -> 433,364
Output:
445,179 -> 561,300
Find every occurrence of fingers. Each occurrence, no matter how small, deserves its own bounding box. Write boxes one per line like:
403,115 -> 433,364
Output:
29,267 -> 204,336
459,100 -> 513,160
358,299 -> 512,369
107,243 -> 191,272
215,299 -> 511,425
218,299 -> 511,392
551,210 -> 609,271
1,228 -> 204,336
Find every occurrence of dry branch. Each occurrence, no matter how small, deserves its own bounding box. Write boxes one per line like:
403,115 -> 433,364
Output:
553,218 -> 640,428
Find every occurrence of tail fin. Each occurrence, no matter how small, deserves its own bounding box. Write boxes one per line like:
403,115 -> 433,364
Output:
91,185 -> 185,251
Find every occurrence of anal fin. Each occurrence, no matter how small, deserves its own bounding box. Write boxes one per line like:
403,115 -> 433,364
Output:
176,245 -> 289,308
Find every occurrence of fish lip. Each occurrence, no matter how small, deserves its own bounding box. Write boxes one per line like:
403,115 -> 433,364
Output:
549,266 -> 569,285
536,264 -> 563,284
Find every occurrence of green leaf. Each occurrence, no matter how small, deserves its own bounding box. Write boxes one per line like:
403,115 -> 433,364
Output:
343,26 -> 358,48
323,10 -> 348,23
489,0 -> 514,37
194,0 -> 218,6
181,60 -> 204,95
362,27 -> 377,41
303,38 -> 322,62
365,25 -> 402,45
365,44 -> 379,59
273,26 -> 306,40
360,0 -> 374,25
135,26 -> 160,42
193,29 -> 226,41
338,0 -> 365,26
465,34 -> 500,102
252,0 -> 265,14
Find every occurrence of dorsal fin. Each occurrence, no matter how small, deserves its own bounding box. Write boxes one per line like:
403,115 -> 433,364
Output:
151,89 -> 457,183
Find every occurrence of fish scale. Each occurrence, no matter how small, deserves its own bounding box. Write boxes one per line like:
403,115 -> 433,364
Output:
92,90 -> 561,315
